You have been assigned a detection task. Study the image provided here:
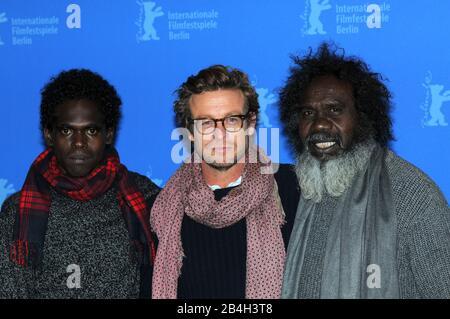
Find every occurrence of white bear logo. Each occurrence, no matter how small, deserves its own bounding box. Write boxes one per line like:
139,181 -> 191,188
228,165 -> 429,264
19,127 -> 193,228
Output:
0,12 -> 8,45
137,1 -> 164,42
421,71 -> 450,127
302,0 -> 332,35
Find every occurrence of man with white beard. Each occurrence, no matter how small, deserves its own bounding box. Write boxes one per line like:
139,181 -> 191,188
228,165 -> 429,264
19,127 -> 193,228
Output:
279,42 -> 450,298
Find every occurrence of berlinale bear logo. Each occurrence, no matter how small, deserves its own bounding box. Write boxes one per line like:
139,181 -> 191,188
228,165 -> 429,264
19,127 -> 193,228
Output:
0,12 -> 8,45
136,1 -> 164,42
301,0 -> 332,35
256,87 -> 277,128
421,71 -> 450,127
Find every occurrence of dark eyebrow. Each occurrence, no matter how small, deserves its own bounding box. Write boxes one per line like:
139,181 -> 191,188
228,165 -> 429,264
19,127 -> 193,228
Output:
56,123 -> 103,129
192,113 -> 244,121
322,97 -> 346,105
189,117 -> 211,122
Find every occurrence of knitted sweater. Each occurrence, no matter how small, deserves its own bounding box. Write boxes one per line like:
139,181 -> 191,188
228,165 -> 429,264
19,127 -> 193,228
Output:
293,150 -> 450,298
177,164 -> 300,299
0,172 -> 159,299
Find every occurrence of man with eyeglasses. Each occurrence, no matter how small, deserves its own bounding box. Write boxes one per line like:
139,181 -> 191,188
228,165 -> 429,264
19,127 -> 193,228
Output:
150,65 -> 300,299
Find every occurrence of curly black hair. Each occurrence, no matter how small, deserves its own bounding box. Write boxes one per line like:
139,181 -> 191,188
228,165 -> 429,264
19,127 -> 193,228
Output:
40,69 -> 122,138
174,64 -> 259,130
279,42 -> 394,156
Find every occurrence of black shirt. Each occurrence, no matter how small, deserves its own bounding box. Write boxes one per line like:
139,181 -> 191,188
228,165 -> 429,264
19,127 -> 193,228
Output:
177,164 -> 300,299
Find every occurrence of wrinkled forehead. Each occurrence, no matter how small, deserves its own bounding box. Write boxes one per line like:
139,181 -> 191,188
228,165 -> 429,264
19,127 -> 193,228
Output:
189,89 -> 246,118
303,75 -> 354,104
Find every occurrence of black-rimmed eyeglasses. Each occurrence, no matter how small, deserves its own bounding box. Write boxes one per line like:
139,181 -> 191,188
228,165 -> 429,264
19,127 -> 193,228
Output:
188,113 -> 250,135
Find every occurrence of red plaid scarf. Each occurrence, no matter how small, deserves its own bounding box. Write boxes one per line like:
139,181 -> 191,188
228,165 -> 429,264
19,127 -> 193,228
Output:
10,147 -> 156,269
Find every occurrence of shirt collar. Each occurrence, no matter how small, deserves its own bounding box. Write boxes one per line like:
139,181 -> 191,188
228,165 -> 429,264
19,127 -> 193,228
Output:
208,176 -> 242,191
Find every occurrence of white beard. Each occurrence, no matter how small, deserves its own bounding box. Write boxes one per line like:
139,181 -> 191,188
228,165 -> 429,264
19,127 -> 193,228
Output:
295,140 -> 376,203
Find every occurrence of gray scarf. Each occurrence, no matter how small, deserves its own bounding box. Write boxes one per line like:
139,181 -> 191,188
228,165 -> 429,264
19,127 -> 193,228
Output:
282,145 -> 399,298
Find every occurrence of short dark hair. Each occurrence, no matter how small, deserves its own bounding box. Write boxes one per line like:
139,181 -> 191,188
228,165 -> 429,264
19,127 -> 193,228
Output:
279,42 -> 394,155
174,64 -> 259,129
40,69 -> 122,137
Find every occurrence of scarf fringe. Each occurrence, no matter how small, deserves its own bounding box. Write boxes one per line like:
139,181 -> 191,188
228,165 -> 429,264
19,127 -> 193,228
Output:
10,240 -> 29,267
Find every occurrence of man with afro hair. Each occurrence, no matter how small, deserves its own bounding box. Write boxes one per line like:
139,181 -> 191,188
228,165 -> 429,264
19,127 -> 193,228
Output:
280,42 -> 450,298
0,69 -> 159,298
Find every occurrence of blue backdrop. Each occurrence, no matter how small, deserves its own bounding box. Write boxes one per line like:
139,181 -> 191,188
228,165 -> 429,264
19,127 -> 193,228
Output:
1,0 -> 449,206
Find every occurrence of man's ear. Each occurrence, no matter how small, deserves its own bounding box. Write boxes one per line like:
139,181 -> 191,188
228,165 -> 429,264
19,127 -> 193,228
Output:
106,128 -> 114,145
44,127 -> 54,147
186,121 -> 195,142
246,112 -> 257,136
188,129 -> 194,142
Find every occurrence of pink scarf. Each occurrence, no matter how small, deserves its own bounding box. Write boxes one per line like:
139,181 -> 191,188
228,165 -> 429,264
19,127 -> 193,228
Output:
151,147 -> 286,299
